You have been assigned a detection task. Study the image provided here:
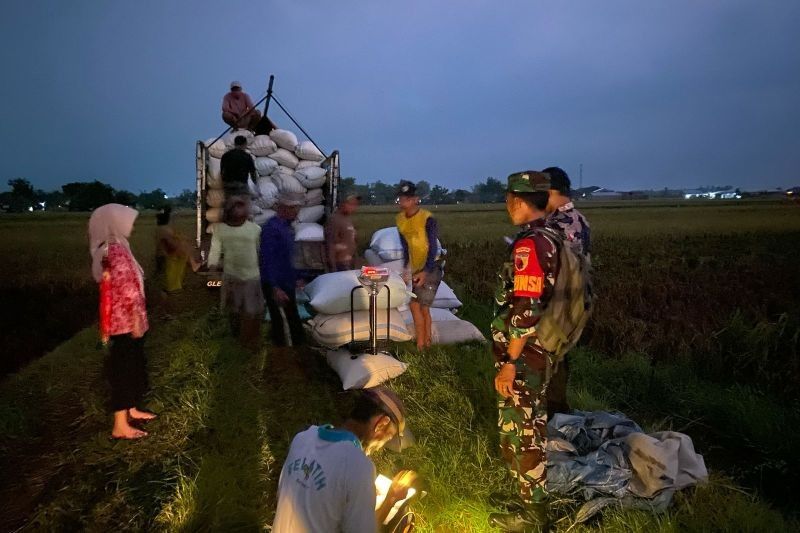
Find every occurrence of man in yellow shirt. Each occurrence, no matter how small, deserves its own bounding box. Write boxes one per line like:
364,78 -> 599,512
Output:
395,181 -> 444,350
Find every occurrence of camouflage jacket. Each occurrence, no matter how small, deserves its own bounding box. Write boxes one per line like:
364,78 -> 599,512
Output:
491,218 -> 559,350
546,202 -> 591,259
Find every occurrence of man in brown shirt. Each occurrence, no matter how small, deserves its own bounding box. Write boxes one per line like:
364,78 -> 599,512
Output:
325,194 -> 361,271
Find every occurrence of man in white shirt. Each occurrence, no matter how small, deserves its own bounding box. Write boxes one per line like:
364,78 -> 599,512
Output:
272,386 -> 414,533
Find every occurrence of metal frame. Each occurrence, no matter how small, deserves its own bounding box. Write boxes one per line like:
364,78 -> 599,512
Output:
349,284 -> 392,356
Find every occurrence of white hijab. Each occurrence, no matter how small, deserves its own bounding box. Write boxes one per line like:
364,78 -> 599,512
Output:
88,203 -> 143,283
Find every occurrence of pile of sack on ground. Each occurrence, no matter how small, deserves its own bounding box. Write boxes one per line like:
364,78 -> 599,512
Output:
365,227 -> 484,344
303,269 -> 412,389
203,128 -> 327,246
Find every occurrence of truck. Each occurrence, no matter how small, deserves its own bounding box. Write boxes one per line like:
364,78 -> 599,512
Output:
194,75 -> 341,282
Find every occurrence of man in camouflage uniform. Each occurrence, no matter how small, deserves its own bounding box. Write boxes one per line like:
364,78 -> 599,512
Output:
542,166 -> 591,418
489,171 -> 560,532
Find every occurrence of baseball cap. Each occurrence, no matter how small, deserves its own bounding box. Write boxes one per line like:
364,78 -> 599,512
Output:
276,191 -> 305,207
365,386 -> 414,452
396,180 -> 417,197
506,170 -> 551,193
542,166 -> 571,194
230,80 -> 242,89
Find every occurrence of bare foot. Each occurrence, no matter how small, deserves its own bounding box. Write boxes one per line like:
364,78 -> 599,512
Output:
111,425 -> 148,440
128,408 -> 157,421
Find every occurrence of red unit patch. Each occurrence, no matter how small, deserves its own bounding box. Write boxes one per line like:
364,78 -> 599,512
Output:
513,238 -> 544,297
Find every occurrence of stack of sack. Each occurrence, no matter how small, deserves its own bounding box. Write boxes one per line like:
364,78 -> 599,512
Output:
303,270 -> 413,389
203,128 -> 327,241
365,227 -> 485,344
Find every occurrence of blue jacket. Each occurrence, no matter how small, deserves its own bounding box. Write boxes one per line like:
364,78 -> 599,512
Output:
260,217 -> 297,292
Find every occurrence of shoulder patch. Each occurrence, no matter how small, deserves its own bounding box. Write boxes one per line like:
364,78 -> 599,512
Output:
513,238 -> 544,297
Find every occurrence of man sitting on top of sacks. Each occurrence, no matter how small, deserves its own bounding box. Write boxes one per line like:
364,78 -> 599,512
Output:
489,171 -> 560,532
221,80 -> 262,131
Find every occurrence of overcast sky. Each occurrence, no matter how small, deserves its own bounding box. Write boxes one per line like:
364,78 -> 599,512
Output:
1,0 -> 799,194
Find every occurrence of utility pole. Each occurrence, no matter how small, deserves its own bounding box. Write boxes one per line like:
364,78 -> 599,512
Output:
579,163 -> 583,190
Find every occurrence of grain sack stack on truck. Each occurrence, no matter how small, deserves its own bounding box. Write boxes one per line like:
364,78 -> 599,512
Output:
195,75 -> 340,283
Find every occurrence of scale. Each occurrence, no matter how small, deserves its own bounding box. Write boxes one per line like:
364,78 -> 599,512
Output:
349,266 -> 393,358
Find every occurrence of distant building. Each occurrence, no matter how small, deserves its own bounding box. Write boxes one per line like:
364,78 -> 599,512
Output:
683,189 -> 741,199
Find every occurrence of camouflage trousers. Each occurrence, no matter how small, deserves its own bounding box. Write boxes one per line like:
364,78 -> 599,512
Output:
496,342 -> 553,504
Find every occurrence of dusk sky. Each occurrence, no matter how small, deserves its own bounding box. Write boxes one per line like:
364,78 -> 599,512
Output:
1,1 -> 799,194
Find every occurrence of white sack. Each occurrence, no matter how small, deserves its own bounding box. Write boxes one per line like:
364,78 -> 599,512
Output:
249,135 -> 277,157
257,178 -> 278,202
362,251 -> 404,274
295,140 -> 325,162
206,189 -> 225,208
311,310 -> 412,349
370,227 -> 405,261
305,188 -> 324,206
205,138 -> 227,159
295,222 -> 324,242
255,156 -> 279,177
401,307 -> 460,326
207,157 -> 222,189
205,207 -> 222,223
297,160 -> 322,170
272,165 -> 296,179
268,148 -> 300,169
294,166 -> 327,189
272,173 -> 307,195
254,210 -> 276,225
247,177 -> 260,198
432,280 -> 463,309
304,270 -> 408,315
224,129 -> 254,148
269,129 -> 298,151
325,349 -> 408,390
251,203 -> 263,216
297,205 -> 325,223
430,320 -> 485,344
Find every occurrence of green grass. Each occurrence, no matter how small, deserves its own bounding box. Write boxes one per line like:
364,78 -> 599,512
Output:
2,200 -> 800,530
2,302 -> 797,531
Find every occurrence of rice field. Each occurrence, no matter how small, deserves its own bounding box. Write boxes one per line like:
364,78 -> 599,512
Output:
0,199 -> 798,531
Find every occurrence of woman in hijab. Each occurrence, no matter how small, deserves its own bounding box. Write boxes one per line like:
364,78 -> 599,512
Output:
89,203 -> 156,440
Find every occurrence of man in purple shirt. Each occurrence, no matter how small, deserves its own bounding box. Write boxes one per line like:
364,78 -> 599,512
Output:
260,192 -> 306,346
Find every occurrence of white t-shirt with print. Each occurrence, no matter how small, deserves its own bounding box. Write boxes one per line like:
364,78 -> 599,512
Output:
272,425 -> 377,533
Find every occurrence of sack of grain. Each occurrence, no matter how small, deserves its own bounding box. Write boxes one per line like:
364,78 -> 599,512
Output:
295,140 -> 325,162
431,320 -> 485,344
297,205 -> 325,223
206,189 -> 225,208
206,207 -> 223,223
311,310 -> 412,349
432,280 -> 462,309
324,349 -> 408,390
297,159 -> 322,170
257,178 -> 278,203
254,156 -> 279,177
207,157 -> 223,189
370,227 -> 405,261
272,173 -> 307,195
224,129 -> 254,148
205,138 -> 227,159
269,129 -> 299,151
294,222 -> 324,242
294,166 -> 327,189
268,148 -> 300,169
304,188 -> 324,206
304,270 -> 408,315
249,135 -> 277,157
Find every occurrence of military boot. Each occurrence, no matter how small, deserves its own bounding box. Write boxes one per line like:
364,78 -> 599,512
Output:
488,501 -> 550,532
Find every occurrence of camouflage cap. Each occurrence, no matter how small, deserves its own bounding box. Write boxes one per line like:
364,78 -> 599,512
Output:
506,170 -> 551,193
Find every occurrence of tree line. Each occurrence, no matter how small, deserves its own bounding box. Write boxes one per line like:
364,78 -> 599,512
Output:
0,179 -> 195,213
1,176 -> 509,213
